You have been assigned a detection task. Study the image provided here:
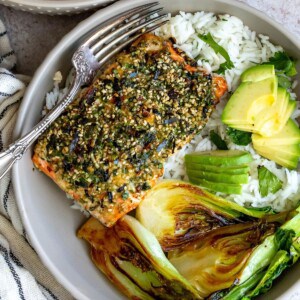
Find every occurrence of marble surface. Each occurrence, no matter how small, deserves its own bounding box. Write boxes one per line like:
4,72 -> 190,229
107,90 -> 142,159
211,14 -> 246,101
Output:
0,0 -> 299,76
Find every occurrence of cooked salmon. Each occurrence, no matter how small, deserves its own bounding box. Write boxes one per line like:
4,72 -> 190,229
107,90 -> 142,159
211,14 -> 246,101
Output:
33,33 -> 227,227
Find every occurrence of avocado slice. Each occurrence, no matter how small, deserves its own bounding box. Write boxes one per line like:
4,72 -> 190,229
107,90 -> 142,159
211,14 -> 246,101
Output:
254,142 -> 300,157
284,100 -> 297,123
185,162 -> 250,174
255,87 -> 289,137
241,65 -> 275,82
188,177 -> 242,194
252,119 -> 300,146
185,150 -> 253,166
222,76 -> 277,126
227,123 -> 260,133
187,169 -> 249,184
253,146 -> 299,169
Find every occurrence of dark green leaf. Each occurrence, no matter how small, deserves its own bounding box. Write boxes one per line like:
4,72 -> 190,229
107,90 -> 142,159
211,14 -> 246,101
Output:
198,33 -> 234,72
246,250 -> 291,298
258,166 -> 282,197
221,269 -> 265,300
209,130 -> 228,150
217,61 -> 235,74
227,127 -> 252,146
264,51 -> 297,77
274,228 -> 295,251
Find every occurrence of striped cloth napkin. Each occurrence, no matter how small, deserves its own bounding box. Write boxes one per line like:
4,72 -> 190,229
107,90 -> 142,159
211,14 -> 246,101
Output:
0,20 -> 73,300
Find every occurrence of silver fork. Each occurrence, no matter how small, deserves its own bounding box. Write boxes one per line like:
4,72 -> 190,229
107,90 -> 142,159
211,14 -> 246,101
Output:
0,2 -> 167,180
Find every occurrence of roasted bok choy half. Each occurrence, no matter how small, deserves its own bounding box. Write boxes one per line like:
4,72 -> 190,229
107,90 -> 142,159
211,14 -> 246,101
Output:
136,180 -> 277,251
78,215 -> 201,300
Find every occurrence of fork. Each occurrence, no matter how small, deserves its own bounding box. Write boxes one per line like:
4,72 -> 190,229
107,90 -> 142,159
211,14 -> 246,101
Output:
0,2 -> 167,180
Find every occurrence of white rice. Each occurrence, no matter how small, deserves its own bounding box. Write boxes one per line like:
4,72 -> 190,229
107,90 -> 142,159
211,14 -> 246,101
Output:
46,11 -> 300,213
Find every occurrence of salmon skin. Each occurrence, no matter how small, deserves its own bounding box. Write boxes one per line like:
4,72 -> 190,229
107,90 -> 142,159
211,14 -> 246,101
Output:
33,33 -> 227,227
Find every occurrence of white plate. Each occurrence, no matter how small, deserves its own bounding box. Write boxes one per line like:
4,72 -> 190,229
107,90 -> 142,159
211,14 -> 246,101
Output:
12,0 -> 300,299
0,0 -> 115,14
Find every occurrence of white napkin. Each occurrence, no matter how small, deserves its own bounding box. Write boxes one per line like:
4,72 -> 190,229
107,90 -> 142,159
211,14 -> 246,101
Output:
0,19 -> 73,300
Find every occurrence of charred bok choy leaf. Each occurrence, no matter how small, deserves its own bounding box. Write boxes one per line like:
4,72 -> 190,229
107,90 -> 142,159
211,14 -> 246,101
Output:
168,220 -> 278,298
77,215 -> 201,300
136,180 -> 277,251
216,210 -> 300,300
167,209 -> 299,300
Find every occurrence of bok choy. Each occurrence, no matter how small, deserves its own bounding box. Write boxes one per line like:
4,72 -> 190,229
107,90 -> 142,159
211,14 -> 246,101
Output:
213,211 -> 300,299
136,180 -> 277,251
168,221 -> 277,298
77,215 -> 201,300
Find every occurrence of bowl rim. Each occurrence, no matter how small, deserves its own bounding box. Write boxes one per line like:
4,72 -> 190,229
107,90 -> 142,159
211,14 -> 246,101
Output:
1,0 -> 113,9
12,0 -> 300,299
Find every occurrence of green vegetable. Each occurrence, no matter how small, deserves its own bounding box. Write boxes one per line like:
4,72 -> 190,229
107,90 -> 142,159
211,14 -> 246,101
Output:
246,250 -> 291,298
220,269 -> 265,300
198,33 -> 234,73
264,51 -> 297,77
209,130 -> 228,149
258,166 -> 283,197
227,127 -> 252,145
274,228 -> 295,250
277,74 -> 292,89
185,150 -> 253,166
232,213 -> 300,300
78,216 -> 201,300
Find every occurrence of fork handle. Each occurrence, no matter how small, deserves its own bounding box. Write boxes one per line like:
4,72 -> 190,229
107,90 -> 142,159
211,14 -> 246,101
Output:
0,75 -> 82,180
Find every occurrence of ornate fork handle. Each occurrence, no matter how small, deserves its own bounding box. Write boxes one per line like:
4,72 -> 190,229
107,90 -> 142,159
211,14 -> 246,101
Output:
0,74 -> 83,180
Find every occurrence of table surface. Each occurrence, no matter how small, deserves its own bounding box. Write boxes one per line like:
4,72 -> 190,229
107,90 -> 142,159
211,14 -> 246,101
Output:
0,0 -> 299,76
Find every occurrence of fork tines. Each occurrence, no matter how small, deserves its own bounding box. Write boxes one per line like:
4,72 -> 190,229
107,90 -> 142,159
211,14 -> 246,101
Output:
83,2 -> 168,65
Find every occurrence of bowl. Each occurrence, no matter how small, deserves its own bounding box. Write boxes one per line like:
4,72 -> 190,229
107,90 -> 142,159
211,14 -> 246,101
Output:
0,0 -> 115,14
12,0 -> 300,299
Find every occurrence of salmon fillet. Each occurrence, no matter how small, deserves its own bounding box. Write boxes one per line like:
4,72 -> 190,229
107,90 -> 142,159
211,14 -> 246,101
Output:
33,33 -> 227,227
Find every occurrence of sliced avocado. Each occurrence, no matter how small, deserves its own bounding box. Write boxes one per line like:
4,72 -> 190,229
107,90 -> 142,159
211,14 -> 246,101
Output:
222,76 -> 277,126
241,65 -> 275,82
260,100 -> 298,137
185,150 -> 253,166
284,100 -> 297,123
254,142 -> 300,157
187,169 -> 248,184
185,162 -> 250,174
267,144 -> 300,156
255,87 -> 289,137
277,87 -> 289,120
188,177 -> 242,194
253,146 -> 299,169
252,119 -> 300,146
227,123 -> 260,134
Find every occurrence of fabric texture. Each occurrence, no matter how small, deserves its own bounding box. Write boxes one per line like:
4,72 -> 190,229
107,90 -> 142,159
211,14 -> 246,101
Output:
0,19 -> 73,300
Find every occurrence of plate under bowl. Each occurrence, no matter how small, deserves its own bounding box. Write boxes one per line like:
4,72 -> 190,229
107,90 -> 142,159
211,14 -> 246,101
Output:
0,0 -> 115,14
13,0 -> 300,299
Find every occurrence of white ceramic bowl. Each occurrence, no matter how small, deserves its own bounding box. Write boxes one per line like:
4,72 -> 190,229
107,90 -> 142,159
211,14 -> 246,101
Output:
13,0 -> 300,299
0,0 -> 115,14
